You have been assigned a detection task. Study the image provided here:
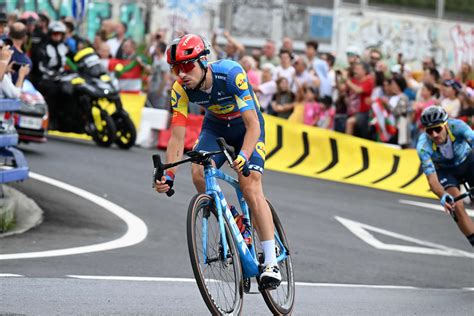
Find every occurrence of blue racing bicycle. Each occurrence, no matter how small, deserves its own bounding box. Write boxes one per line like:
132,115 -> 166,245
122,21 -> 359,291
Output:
153,138 -> 295,315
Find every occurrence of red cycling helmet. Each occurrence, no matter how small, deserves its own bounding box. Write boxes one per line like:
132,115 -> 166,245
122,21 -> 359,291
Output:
166,34 -> 210,65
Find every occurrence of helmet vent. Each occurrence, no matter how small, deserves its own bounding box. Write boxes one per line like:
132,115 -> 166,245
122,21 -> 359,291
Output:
184,49 -> 194,56
170,44 -> 177,62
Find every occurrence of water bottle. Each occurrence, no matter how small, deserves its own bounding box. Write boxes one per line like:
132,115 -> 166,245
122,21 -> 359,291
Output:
241,216 -> 252,246
229,205 -> 244,232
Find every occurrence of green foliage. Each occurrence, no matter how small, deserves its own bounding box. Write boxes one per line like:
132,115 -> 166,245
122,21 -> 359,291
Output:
0,206 -> 15,233
369,0 -> 436,9
445,0 -> 474,15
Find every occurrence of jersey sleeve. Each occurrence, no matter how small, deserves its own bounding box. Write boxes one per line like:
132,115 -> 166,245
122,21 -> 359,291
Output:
170,81 -> 189,126
455,119 -> 474,147
226,65 -> 256,113
416,135 -> 436,175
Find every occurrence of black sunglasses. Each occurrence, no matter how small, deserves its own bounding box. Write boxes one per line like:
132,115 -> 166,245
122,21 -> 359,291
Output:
426,125 -> 444,135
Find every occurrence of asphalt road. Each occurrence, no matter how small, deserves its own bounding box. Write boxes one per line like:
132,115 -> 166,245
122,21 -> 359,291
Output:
1,138 -> 473,315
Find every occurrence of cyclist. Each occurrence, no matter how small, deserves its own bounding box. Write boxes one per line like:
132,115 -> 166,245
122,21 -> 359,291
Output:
154,34 -> 282,287
416,105 -> 474,247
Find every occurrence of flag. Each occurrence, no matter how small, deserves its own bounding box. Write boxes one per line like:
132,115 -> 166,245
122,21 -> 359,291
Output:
72,0 -> 88,20
371,99 -> 397,142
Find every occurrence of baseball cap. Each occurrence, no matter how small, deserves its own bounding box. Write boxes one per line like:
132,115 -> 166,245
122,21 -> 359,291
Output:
443,79 -> 462,92
346,45 -> 360,56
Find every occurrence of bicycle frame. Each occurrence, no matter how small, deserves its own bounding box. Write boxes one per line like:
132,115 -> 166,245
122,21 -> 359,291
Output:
201,161 -> 289,279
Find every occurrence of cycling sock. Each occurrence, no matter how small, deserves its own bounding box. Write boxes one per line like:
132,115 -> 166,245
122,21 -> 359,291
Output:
261,239 -> 277,266
467,234 -> 474,247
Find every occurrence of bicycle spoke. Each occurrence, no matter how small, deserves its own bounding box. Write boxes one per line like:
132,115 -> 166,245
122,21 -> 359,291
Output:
192,200 -> 240,313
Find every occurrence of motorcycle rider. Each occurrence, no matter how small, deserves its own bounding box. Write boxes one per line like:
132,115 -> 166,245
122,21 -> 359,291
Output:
36,21 -> 68,129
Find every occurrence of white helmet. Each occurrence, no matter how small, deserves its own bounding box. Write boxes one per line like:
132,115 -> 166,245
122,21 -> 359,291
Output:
49,21 -> 66,33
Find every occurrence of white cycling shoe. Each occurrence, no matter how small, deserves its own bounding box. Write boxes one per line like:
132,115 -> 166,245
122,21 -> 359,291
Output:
259,264 -> 282,290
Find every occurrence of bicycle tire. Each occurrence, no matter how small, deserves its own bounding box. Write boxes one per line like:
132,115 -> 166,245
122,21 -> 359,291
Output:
255,199 -> 295,315
187,193 -> 244,315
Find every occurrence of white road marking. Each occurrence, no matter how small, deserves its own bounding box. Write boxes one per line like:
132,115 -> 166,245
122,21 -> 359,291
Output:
65,275 -> 472,291
0,172 -> 148,260
0,274 -> 23,277
68,275 -> 197,283
335,216 -> 474,258
399,199 -> 474,217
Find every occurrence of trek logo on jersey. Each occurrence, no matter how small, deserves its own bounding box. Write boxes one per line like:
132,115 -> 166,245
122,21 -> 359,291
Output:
255,142 -> 266,160
235,73 -> 248,90
208,104 -> 235,114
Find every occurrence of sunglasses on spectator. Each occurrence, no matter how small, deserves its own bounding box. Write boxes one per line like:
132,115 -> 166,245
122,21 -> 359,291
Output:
171,60 -> 196,75
426,123 -> 445,135
370,55 -> 381,60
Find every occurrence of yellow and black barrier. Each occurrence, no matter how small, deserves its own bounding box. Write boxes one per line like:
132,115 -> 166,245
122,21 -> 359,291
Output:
262,114 -> 435,199
48,94 -> 434,199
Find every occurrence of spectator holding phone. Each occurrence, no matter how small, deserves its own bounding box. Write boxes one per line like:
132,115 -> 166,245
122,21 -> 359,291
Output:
0,40 -> 29,99
0,41 -> 13,80
8,21 -> 32,84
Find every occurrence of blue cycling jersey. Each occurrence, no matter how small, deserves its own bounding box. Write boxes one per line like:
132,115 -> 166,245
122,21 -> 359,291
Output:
170,59 -> 262,126
416,118 -> 474,175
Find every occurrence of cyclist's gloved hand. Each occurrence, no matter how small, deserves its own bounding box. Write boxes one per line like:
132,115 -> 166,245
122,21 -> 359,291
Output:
233,150 -> 248,173
155,170 -> 175,194
440,192 -> 454,213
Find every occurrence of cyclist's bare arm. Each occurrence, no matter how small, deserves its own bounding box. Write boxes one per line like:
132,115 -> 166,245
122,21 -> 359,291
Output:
240,109 -> 260,159
426,173 -> 446,198
166,125 -> 186,175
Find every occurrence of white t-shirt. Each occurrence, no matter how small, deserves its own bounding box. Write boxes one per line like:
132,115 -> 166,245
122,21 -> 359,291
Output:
107,37 -> 121,58
441,98 -> 461,118
257,80 -> 277,111
274,65 -> 295,87
292,70 -> 316,94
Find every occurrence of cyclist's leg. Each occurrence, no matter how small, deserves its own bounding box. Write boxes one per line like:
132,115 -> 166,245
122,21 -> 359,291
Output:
231,114 -> 281,285
228,113 -> 272,241
191,118 -> 227,193
454,152 -> 474,244
439,160 -> 474,239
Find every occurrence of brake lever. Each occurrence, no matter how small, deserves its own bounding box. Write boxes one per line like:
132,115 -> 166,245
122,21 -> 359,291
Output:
152,154 -> 174,197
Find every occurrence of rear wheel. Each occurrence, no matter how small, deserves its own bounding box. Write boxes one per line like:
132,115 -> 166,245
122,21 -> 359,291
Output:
255,200 -> 295,315
187,194 -> 243,315
112,110 -> 136,149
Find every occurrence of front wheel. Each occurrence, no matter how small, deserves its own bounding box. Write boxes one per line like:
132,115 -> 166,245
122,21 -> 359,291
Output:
112,110 -> 136,149
187,194 -> 244,315
255,200 -> 295,315
90,109 -> 116,147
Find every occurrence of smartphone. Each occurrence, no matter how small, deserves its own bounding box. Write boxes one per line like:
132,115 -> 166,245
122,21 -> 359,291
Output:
11,62 -> 27,72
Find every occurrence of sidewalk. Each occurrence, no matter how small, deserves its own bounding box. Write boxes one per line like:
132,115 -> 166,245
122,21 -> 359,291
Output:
0,185 -> 43,238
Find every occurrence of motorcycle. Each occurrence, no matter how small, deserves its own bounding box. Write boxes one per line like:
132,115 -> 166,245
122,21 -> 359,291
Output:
56,47 -> 136,149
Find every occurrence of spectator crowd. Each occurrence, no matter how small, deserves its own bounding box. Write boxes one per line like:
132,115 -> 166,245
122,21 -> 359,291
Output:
0,9 -> 472,148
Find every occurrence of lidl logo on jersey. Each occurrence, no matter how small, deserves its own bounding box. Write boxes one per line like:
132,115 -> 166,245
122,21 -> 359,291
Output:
208,104 -> 235,114
256,142 -> 266,160
235,73 -> 248,90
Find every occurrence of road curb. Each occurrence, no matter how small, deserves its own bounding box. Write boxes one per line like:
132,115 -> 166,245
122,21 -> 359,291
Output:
0,185 -> 43,238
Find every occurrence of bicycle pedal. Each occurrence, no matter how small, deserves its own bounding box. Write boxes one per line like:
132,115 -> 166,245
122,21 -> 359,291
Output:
258,281 -> 280,291
243,278 -> 251,294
